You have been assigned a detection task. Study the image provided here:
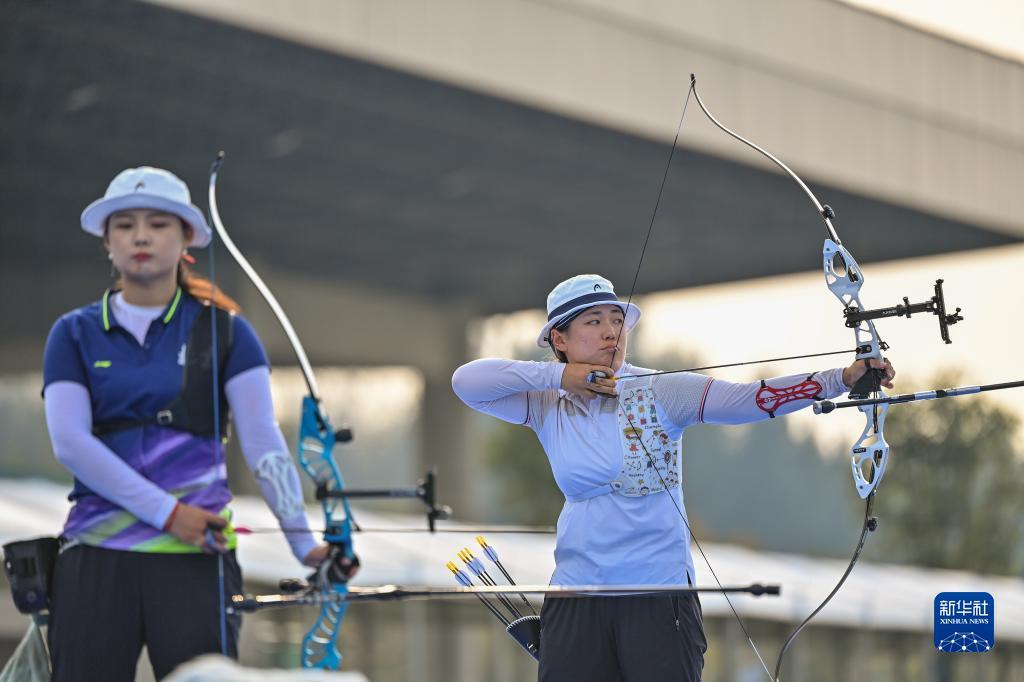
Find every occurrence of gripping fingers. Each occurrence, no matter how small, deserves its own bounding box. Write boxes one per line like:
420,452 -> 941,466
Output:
204,523 -> 227,554
868,358 -> 895,388
586,372 -> 617,396
881,359 -> 895,388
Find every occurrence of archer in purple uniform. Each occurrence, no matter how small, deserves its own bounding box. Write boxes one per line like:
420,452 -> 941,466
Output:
42,166 -> 332,681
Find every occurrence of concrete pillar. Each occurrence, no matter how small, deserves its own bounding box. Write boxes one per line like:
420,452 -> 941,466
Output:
418,308 -> 482,520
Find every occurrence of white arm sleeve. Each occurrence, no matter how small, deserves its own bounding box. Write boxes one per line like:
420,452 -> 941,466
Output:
43,381 -> 179,529
451,359 -> 565,424
648,372 -> 716,430
702,367 -> 848,425
226,366 -> 317,564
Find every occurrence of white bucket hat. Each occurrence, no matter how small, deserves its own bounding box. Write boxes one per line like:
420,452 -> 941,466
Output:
536,274 -> 641,348
80,166 -> 213,247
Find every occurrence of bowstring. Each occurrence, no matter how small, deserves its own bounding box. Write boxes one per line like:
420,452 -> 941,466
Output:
608,79 -> 775,681
624,412 -> 773,679
612,88 -> 691,350
207,168 -> 229,657
617,348 -> 856,380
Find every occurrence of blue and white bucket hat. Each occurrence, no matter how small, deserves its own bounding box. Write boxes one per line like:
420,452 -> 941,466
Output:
80,166 -> 212,247
536,274 -> 641,347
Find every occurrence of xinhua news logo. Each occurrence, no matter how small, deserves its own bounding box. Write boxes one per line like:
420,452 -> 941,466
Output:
934,592 -> 994,653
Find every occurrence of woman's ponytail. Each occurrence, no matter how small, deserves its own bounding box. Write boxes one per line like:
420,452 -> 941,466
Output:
177,263 -> 241,313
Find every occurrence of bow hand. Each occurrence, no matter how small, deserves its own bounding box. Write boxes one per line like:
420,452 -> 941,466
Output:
298,543 -> 360,588
321,544 -> 360,584
302,543 -> 331,568
843,357 -> 895,397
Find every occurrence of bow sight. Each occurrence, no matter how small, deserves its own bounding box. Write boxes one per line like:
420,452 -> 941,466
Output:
843,278 -> 963,344
315,468 -> 453,532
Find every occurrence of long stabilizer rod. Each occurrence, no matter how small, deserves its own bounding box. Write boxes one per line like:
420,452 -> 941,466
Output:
230,583 -> 780,613
815,379 -> 1024,414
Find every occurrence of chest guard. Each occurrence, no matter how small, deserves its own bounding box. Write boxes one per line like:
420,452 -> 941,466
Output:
93,307 -> 234,439
614,377 -> 680,496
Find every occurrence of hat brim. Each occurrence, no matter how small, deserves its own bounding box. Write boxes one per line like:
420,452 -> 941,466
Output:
536,301 -> 641,348
81,193 -> 213,248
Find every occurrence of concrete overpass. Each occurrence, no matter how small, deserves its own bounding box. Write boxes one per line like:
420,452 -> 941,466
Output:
1,0 -> 1021,514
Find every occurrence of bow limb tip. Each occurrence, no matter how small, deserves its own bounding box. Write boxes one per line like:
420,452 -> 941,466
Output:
210,151 -> 225,176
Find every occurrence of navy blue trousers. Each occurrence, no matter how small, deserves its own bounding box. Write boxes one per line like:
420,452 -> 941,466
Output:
48,544 -> 241,681
539,593 -> 707,682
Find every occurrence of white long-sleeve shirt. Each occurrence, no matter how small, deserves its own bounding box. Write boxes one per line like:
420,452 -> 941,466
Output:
452,359 -> 848,586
